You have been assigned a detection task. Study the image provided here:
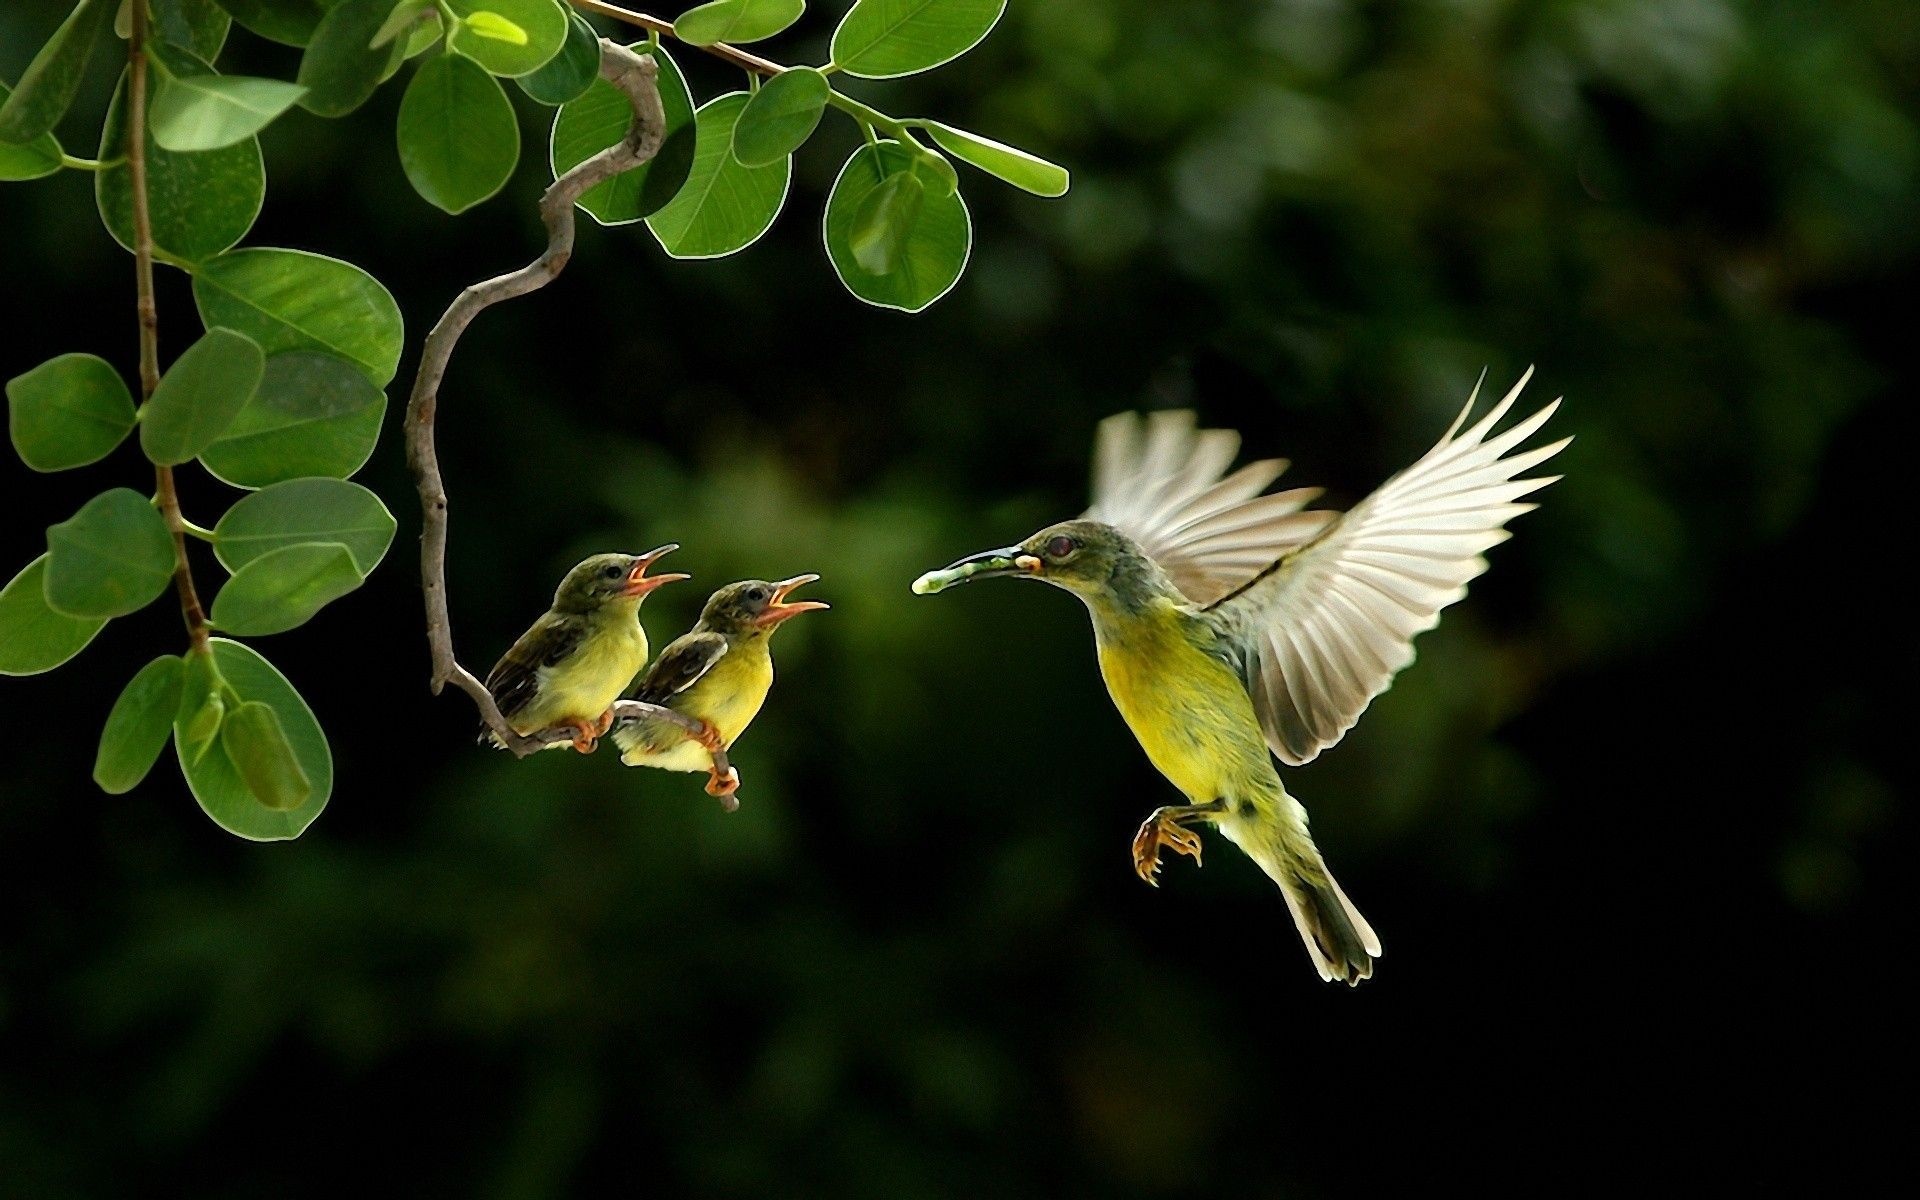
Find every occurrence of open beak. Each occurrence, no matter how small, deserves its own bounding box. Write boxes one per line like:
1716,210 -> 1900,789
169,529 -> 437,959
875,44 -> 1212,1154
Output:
755,574 -> 830,627
911,546 -> 1043,595
623,543 -> 690,597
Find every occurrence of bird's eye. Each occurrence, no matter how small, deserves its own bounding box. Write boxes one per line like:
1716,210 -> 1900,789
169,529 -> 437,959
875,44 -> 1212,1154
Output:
745,587 -> 768,605
602,564 -> 625,581
1045,535 -> 1078,559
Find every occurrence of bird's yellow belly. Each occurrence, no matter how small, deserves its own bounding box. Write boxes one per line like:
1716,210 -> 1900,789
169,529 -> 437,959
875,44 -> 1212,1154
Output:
1097,629 -> 1270,803
617,650 -> 772,772
520,628 -> 647,731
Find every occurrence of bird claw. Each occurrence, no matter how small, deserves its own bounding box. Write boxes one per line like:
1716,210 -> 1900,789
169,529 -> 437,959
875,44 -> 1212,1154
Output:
1131,808 -> 1205,886
689,719 -> 724,753
705,763 -> 740,804
568,721 -> 600,754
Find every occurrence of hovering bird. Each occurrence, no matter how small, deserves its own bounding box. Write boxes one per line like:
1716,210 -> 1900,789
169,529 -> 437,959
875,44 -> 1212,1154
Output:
912,370 -> 1567,984
612,575 -> 828,797
483,547 -> 689,753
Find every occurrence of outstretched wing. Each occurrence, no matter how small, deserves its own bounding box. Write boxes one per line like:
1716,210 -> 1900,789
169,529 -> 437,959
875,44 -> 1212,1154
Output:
1085,409 -> 1335,606
1208,369 -> 1569,765
485,611 -> 588,724
630,631 -> 729,706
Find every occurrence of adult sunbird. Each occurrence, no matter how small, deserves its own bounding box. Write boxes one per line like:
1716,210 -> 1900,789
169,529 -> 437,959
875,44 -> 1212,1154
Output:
483,548 -> 689,753
611,576 -> 829,796
913,370 -> 1567,984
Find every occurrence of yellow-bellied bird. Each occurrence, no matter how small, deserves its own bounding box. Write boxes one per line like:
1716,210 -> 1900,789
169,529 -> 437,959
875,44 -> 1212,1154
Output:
912,371 -> 1567,984
612,576 -> 828,796
484,547 -> 689,753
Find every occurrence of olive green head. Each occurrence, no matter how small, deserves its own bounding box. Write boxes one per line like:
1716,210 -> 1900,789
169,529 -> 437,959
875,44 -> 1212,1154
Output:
696,575 -> 830,637
552,545 -> 688,614
912,520 -> 1156,601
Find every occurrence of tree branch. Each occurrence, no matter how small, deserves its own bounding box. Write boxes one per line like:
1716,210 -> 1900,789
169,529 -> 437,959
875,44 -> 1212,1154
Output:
128,0 -> 209,656
569,0 -> 782,78
402,40 -> 733,796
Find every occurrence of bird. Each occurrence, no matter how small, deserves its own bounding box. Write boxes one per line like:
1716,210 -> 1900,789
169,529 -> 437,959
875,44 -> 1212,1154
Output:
482,547 -> 689,753
911,369 -> 1567,984
610,575 -> 828,797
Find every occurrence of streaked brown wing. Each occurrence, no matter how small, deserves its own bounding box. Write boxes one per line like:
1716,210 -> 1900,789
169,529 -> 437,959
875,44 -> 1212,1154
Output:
485,611 -> 587,723
630,631 -> 728,706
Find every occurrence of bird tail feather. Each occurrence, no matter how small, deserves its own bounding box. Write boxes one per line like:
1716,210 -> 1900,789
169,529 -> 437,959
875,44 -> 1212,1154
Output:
1225,791 -> 1380,985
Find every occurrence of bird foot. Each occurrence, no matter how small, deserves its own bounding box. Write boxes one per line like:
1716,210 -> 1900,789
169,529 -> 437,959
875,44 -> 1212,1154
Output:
591,708 -> 616,737
689,719 -> 724,753
1131,808 -> 1206,886
568,721 -> 601,754
705,764 -> 741,810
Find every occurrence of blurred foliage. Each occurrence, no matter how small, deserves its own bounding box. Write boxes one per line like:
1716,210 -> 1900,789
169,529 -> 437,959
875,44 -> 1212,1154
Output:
1,0 -> 1911,1192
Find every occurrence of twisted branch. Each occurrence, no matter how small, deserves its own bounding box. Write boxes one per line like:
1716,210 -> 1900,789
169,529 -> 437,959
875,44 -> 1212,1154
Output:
403,41 -> 731,794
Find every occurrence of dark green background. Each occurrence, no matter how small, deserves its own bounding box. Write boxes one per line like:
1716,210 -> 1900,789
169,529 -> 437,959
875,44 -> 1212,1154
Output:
2,0 -> 1910,1192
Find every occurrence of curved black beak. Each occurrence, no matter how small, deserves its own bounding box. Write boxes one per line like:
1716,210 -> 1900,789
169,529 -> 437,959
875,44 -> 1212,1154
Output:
911,546 -> 1043,595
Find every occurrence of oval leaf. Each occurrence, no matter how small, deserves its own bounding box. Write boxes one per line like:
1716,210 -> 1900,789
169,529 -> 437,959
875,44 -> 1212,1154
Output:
824,140 -> 971,312
199,352 -> 385,488
675,0 -> 805,47
850,169 -> 925,276
214,477 -> 396,575
192,247 -> 405,386
829,0 -> 1005,80
214,0 -> 332,47
296,0 -> 407,116
446,0 -> 568,77
154,0 -> 233,59
517,8 -> 600,106
551,43 -> 695,225
0,80 -> 64,182
398,52 -> 520,214
925,121 -> 1069,196
211,541 -> 365,635
7,353 -> 136,472
176,649 -> 226,765
97,58 -> 265,264
140,327 -> 265,466
647,92 -> 792,259
176,639 -> 332,840
0,0 -> 117,143
151,65 -> 307,153
95,655 -> 187,794
0,556 -> 107,676
44,488 -> 178,619
221,700 -> 312,810
731,66 -> 828,167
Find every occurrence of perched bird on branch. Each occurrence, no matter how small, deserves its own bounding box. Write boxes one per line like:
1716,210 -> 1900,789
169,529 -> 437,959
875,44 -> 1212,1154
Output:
912,370 -> 1568,984
483,547 -> 689,753
612,576 -> 829,798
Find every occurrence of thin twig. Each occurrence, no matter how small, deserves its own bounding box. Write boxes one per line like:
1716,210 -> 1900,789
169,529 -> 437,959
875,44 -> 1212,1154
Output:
569,0 -> 782,77
127,0 -> 209,656
403,41 -> 732,793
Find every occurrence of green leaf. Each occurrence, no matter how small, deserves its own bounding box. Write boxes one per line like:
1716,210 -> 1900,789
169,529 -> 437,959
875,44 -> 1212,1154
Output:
370,0 -> 432,47
731,66 -> 827,167
446,0 -> 567,77
199,352 -> 385,488
551,43 -> 695,225
397,52 -> 520,214
675,0 -> 804,47
924,121 -> 1068,197
647,92 -> 791,259
95,655 -> 187,793
221,700 -> 312,809
96,59 -> 265,263
824,140 -> 971,312
176,639 -> 332,840
0,80 -> 64,181
910,145 -> 957,197
214,0 -> 336,47
517,8 -> 599,106
150,65 -> 307,152
214,477 -> 396,574
44,488 -> 178,619
0,0 -> 117,144
850,169 -> 925,276
154,0 -> 233,59
192,247 -> 405,385
829,0 -> 1004,80
297,0 -> 406,116
7,353 -> 136,472
140,327 -> 265,466
211,541 -> 364,635
176,649 -> 225,765
0,556 -> 107,676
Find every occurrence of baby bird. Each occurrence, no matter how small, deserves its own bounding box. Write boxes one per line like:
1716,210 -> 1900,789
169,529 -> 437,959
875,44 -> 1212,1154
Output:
611,576 -> 828,796
483,547 -> 688,752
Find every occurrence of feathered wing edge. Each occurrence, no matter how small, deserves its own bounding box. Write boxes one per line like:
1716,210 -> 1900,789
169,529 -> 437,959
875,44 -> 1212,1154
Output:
1210,367 -> 1570,765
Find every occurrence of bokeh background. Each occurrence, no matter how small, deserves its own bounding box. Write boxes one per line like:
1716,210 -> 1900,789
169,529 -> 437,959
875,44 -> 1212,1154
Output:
3,0 -> 1912,1192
